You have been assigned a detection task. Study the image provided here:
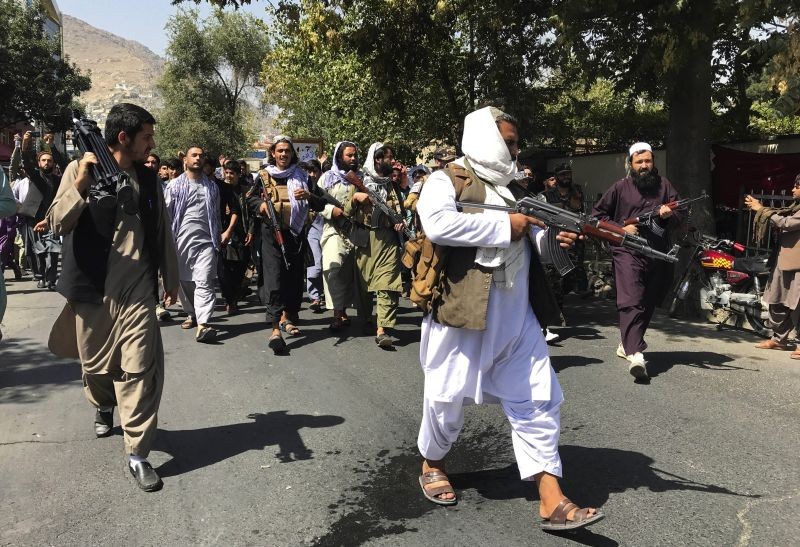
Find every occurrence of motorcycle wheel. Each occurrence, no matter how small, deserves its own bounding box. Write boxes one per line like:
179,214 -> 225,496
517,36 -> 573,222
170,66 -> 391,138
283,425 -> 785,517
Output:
744,285 -> 772,339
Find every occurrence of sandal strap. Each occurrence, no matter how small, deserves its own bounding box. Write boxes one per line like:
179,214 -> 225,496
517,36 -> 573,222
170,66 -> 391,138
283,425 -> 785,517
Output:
548,498 -> 578,526
421,470 -> 450,485
420,471 -> 454,498
570,507 -> 593,523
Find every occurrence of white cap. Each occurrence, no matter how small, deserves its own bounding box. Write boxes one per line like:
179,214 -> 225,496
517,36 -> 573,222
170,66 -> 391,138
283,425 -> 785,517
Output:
629,142 -> 652,157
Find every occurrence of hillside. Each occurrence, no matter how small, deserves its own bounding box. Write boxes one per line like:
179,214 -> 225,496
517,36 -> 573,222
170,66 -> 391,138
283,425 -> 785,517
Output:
62,14 -> 164,123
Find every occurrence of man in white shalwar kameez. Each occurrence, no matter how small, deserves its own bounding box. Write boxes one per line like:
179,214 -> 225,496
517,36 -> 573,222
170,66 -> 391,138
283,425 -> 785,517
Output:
165,146 -> 222,343
415,106 -> 603,531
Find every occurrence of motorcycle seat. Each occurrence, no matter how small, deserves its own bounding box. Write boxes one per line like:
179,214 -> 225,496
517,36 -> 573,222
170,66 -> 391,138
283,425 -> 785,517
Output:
733,256 -> 769,274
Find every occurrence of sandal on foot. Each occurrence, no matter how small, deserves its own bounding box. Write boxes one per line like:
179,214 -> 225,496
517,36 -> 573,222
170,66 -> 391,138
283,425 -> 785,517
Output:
196,326 -> 217,343
791,351 -> 800,360
540,498 -> 604,531
328,317 -> 346,331
419,470 -> 457,506
268,333 -> 287,354
181,317 -> 196,330
375,333 -> 393,348
279,321 -> 301,336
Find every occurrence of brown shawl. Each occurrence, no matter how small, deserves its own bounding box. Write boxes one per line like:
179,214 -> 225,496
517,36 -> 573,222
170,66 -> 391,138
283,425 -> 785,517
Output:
753,199 -> 800,244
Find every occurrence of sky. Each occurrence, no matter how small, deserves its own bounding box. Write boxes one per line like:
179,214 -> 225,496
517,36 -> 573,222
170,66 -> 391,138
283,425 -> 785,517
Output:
56,0 -> 270,57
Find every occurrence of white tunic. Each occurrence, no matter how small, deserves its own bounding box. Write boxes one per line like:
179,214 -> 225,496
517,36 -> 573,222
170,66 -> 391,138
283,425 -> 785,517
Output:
417,172 -> 560,405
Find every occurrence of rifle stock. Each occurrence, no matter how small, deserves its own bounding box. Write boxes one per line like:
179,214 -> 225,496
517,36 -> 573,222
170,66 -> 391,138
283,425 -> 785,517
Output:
456,197 -> 680,271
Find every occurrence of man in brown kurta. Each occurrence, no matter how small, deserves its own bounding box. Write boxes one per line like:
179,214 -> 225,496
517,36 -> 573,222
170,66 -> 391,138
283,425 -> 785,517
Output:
46,104 -> 178,491
746,175 -> 800,359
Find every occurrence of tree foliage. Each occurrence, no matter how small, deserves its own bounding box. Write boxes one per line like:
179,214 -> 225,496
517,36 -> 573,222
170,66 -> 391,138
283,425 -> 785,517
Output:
0,0 -> 91,131
155,9 -> 269,158
187,0 -> 798,167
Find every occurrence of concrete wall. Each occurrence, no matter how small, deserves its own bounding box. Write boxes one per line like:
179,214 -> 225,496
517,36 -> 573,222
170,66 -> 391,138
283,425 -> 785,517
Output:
546,150 -> 668,200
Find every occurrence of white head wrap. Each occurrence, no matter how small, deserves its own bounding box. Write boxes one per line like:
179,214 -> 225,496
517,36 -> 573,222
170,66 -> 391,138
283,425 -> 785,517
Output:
629,142 -> 652,157
461,106 -> 517,187
362,142 -> 383,179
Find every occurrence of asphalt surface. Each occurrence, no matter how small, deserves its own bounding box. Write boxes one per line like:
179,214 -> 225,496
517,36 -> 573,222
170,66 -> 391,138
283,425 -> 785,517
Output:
1,270 -> 799,547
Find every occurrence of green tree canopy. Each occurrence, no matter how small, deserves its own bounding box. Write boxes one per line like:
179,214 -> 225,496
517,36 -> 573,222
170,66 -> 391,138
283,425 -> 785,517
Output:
0,0 -> 90,131
155,8 -> 270,158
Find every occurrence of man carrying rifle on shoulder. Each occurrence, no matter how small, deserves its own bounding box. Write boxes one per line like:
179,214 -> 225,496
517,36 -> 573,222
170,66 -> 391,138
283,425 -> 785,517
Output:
46,103 -> 179,491
347,142 -> 407,348
591,142 -> 685,381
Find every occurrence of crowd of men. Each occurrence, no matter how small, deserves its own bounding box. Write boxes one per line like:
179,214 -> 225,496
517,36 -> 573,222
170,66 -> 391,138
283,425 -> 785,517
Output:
3,101 -> 800,534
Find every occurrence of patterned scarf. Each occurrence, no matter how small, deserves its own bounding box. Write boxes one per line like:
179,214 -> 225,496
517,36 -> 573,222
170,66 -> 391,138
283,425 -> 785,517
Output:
324,141 -> 359,189
264,163 -> 309,236
166,172 -> 222,250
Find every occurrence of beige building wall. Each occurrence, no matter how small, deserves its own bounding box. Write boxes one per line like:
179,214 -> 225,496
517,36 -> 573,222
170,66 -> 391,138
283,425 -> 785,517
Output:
546,150 -> 668,200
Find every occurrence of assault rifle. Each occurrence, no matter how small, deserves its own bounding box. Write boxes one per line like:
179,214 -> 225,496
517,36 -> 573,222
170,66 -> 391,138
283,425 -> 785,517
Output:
456,196 -> 680,276
259,181 -> 290,270
623,193 -> 708,226
71,113 -> 137,215
344,170 -> 413,240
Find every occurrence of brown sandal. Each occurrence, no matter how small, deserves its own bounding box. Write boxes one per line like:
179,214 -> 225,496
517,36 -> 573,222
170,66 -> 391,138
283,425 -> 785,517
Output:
419,470 -> 457,506
280,320 -> 301,336
540,498 -> 604,531
181,317 -> 196,329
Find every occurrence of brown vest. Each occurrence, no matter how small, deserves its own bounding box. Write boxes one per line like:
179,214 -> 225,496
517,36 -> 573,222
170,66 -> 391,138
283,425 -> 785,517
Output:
431,164 -> 562,330
258,169 -> 311,230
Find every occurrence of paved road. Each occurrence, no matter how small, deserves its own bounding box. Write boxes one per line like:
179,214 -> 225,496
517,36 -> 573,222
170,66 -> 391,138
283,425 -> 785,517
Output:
1,271 -> 799,546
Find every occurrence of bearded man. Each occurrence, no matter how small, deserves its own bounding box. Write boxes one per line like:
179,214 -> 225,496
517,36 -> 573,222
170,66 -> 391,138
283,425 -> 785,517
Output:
348,143 -> 406,347
537,163 -> 587,343
20,131 -> 65,289
415,106 -> 603,532
47,103 -> 179,491
249,136 -> 319,353
592,143 -> 683,380
320,142 -> 370,331
165,146 -> 222,343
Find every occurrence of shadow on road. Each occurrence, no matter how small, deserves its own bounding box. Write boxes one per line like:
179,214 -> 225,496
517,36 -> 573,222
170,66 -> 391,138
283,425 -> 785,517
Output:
550,355 -> 604,372
645,350 -> 758,377
153,410 -> 345,478
313,425 -> 760,546
0,337 -> 80,404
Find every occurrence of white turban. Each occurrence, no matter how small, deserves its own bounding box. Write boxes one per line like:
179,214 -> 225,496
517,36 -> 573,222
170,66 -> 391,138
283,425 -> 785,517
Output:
629,142 -> 652,157
362,142 -> 383,178
461,106 -> 516,187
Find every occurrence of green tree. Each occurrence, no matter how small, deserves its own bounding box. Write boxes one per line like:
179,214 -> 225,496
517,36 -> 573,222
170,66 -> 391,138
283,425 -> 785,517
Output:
0,0 -> 90,131
550,0 -> 798,231
155,9 -> 269,158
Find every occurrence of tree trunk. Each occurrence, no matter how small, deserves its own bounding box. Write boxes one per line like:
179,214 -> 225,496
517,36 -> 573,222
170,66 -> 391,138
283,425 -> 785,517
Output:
665,32 -> 715,235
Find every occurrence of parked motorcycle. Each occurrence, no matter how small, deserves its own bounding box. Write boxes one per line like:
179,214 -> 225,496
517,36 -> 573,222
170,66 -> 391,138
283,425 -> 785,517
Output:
668,229 -> 772,338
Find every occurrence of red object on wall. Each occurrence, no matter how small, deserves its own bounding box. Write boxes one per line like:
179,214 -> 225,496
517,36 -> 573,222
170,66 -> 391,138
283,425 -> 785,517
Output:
711,144 -> 800,207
